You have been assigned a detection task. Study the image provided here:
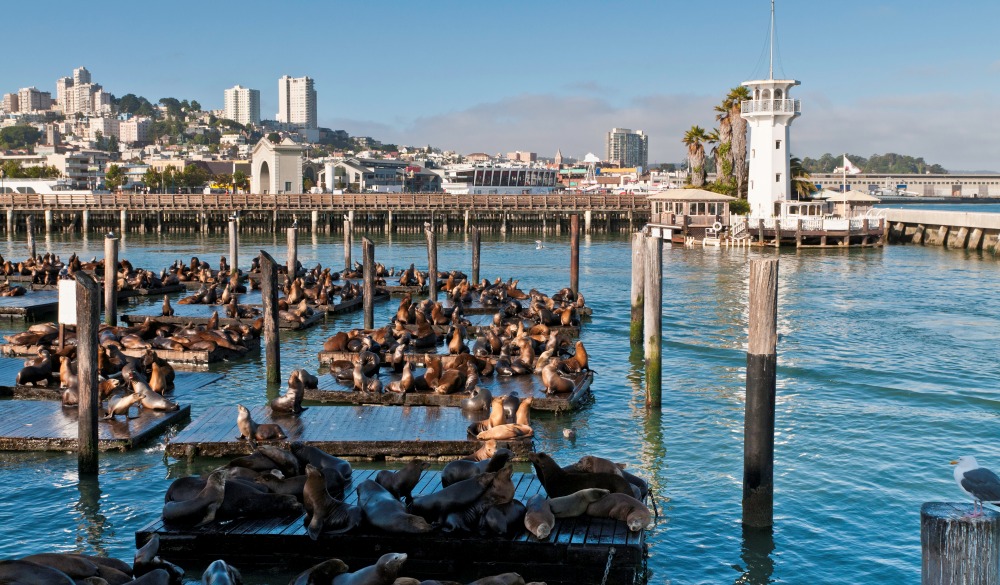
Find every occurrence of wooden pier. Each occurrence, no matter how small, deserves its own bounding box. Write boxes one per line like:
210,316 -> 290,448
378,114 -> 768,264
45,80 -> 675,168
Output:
303,370 -> 593,412
0,290 -> 59,320
165,404 -> 531,461
2,337 -> 260,364
0,400 -> 191,452
135,470 -> 646,585
0,363 -> 223,400
120,312 -> 324,331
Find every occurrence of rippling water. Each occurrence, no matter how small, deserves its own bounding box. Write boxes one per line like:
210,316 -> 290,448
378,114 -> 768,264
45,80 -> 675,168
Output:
1,228 -> 999,584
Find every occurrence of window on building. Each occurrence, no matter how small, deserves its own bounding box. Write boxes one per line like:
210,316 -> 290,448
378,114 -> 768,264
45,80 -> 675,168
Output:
776,173 -> 781,183
775,140 -> 781,150
285,181 -> 291,192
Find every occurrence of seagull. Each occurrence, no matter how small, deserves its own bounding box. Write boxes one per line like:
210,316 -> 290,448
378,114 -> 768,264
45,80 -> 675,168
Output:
343,214 -> 350,222
424,221 -> 432,230
228,212 -> 238,221
952,456 -> 1000,517
292,216 -> 298,228
535,240 -> 544,250
105,230 -> 115,239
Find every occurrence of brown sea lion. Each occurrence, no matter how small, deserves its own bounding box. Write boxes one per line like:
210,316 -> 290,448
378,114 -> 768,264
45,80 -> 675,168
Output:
468,439 -> 498,462
330,552 -> 407,585
385,362 -> 414,394
303,465 -> 362,540
323,332 -> 350,352
468,396 -> 506,436
355,480 -> 433,534
514,397 -> 532,425
409,472 -> 496,523
441,448 -> 513,487
523,494 -> 554,540
291,442 -> 353,483
135,385 -> 179,412
585,492 -> 653,532
548,488 -> 610,518
476,423 -> 533,441
270,372 -> 308,414
104,392 -> 142,419
162,470 -> 227,526
98,378 -> 122,401
375,460 -> 429,504
256,445 -> 301,477
540,358 -> 574,394
527,453 -> 634,498
293,368 -> 319,389
480,499 -> 527,538
236,404 -> 286,447
0,560 -> 76,585
201,560 -> 241,585
466,574 -> 526,585
161,295 -> 174,317
290,559 -> 349,585
148,361 -> 169,394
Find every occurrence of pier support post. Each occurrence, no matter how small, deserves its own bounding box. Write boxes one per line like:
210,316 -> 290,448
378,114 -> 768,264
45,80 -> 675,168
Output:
501,213 -> 507,234
464,209 -> 470,233
795,219 -> 803,248
362,237 -> 375,330
343,217 -> 352,271
120,209 -> 128,234
76,271 -> 100,475
260,250 -> 280,385
387,209 -> 394,233
272,209 -> 278,232
937,226 -> 950,247
311,210 -> 318,234
584,210 -> 592,233
228,219 -> 238,277
156,211 -> 162,234
426,226 -> 438,300
287,226 -> 298,279
45,209 -> 53,233
921,502 -> 1000,585
471,226 -> 481,285
773,219 -> 781,248
103,235 -> 118,326
26,215 -> 36,259
6,209 -> 13,234
643,234 -> 662,409
630,232 -> 645,347
570,213 -> 580,296
950,227 -> 969,250
969,228 -> 984,252
743,257 -> 779,528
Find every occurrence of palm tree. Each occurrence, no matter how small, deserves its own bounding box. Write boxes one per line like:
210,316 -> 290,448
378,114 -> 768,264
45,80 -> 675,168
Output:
713,103 -> 733,184
706,128 -> 721,182
789,156 -> 816,199
682,126 -> 709,187
727,86 -> 752,197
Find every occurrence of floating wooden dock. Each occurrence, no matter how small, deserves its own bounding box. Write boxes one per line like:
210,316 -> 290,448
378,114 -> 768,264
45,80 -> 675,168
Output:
0,363 -> 224,400
443,298 -> 593,317
0,290 -> 59,320
2,337 -> 260,364
0,400 -> 191,452
119,312 -> 324,331
303,370 -> 593,412
317,350 -> 499,369
165,404 -> 531,461
135,470 -> 646,585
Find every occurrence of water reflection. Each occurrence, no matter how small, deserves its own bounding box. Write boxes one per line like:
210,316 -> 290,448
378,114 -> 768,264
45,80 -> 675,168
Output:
733,526 -> 775,585
75,475 -> 107,555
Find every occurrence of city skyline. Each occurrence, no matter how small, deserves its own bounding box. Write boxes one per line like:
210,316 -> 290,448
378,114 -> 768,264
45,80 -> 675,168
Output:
3,0 -> 1000,169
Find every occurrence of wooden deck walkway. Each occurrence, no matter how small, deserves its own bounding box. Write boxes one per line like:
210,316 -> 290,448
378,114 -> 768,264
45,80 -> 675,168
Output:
303,370 -> 592,412
0,290 -> 58,320
135,470 -> 646,585
0,400 -> 191,452
165,405 -> 531,461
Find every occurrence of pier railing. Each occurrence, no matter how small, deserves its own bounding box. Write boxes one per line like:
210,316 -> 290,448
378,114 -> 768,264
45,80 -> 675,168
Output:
0,192 -> 648,211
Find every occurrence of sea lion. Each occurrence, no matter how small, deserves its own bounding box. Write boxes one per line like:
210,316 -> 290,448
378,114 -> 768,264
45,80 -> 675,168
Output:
468,397 -> 506,436
548,488 -> 610,518
255,470 -> 307,499
270,373 -> 308,414
104,392 -> 142,419
290,559 -> 350,585
441,448 -> 512,487
466,574 -> 526,585
16,361 -> 52,386
162,470 -> 226,526
217,477 -> 302,520
161,295 -> 174,317
500,392 -> 520,422
375,460 -> 429,504
256,445 -> 301,477
330,552 -> 407,585
523,494 -> 554,540
540,359 -> 574,394
480,499 -> 527,537
409,472 -> 496,523
584,492 -> 654,532
468,439 -> 498,462
136,385 -> 180,412
201,560 -> 241,585
0,560 -> 75,585
564,457 -> 649,500
460,386 -> 492,412
514,397 -> 532,426
292,368 -> 319,389
476,423 -> 533,441
133,534 -> 185,583
355,480 -> 433,534
148,362 -> 171,394
385,362 -> 414,394
98,378 -> 122,401
226,451 -> 281,474
528,453 -> 634,498
292,442 -> 353,484
303,465 -> 362,540
62,386 -> 79,407
18,554 -> 98,580
58,356 -> 77,389
129,569 -> 170,585
236,404 -> 286,447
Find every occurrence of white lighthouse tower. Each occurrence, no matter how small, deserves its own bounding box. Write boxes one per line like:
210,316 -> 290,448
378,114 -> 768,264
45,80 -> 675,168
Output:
740,0 -> 800,218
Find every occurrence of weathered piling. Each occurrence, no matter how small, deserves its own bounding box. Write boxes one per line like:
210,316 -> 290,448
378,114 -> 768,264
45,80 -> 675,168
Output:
742,257 -> 779,528
120,209 -> 128,234
362,237 -> 375,330
75,271 -> 100,474
103,235 -> 118,326
44,209 -> 53,232
643,234 -> 662,409
570,213 -> 580,295
260,250 -> 280,385
343,218 -> 352,271
922,502 -> 1000,585
426,227 -> 438,300
228,218 -> 238,276
630,232 -> 645,346
471,226 -> 481,284
287,226 -> 298,279
26,215 -> 36,259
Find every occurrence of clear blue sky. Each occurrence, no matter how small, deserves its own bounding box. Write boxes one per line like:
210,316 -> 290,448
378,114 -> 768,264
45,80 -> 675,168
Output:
4,0 -> 1000,170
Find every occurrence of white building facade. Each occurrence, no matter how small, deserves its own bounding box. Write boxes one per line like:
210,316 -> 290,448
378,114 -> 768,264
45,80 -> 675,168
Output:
276,75 -> 317,129
605,128 -> 648,169
223,85 -> 261,126
251,137 -> 305,194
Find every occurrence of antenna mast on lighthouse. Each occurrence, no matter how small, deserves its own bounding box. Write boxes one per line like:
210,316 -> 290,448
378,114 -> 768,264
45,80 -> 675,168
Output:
769,0 -> 775,79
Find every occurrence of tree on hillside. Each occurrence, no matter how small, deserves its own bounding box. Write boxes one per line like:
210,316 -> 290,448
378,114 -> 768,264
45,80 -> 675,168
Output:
232,171 -> 249,193
682,125 -> 709,187
0,126 -> 43,149
105,164 -> 125,192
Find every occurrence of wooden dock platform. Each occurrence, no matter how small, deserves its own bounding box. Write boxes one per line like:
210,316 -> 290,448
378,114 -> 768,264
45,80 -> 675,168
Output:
0,363 -> 224,400
0,400 -> 191,452
303,370 -> 593,412
165,405 -> 531,461
0,290 -> 58,320
2,337 -> 260,364
119,311 -> 324,331
135,470 -> 646,585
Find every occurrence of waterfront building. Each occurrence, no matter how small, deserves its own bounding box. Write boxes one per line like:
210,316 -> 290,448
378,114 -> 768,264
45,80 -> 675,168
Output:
276,76 -> 317,130
605,128 -> 648,169
441,163 -> 557,195
223,85 -> 261,126
15,87 -> 52,113
507,151 -> 536,163
251,136 -> 305,194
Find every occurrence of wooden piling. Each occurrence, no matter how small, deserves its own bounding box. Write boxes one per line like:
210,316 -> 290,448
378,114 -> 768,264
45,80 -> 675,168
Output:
642,234 -> 662,409
75,271 -> 100,475
343,218 -> 352,271
471,226 -> 481,285
228,219 -> 238,277
103,235 -> 118,326
362,237 -> 375,330
260,250 -> 280,385
287,226 -> 298,279
570,213 -> 580,295
921,502 -> 1000,585
44,209 -> 53,233
120,208 -> 128,234
630,232 -> 645,346
26,214 -> 36,259
426,227 -> 438,299
742,258 -> 779,528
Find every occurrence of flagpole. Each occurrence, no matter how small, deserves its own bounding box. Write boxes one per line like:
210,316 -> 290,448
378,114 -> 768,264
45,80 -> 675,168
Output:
842,153 -> 846,193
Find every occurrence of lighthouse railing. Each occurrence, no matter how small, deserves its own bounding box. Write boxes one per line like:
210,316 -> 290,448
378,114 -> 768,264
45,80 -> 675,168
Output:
740,99 -> 801,115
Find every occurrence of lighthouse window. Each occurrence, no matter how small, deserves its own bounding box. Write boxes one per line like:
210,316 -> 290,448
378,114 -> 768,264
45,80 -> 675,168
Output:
776,173 -> 781,183
775,140 -> 781,150
751,148 -> 755,158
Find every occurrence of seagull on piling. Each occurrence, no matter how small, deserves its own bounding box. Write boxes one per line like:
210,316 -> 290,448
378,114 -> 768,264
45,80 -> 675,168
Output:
424,221 -> 432,230
952,456 -> 1000,517
105,230 -> 115,239
292,216 -> 298,228
228,212 -> 238,221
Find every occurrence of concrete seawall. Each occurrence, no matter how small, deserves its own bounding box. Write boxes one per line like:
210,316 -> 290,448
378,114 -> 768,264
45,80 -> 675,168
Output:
884,208 -> 1000,252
